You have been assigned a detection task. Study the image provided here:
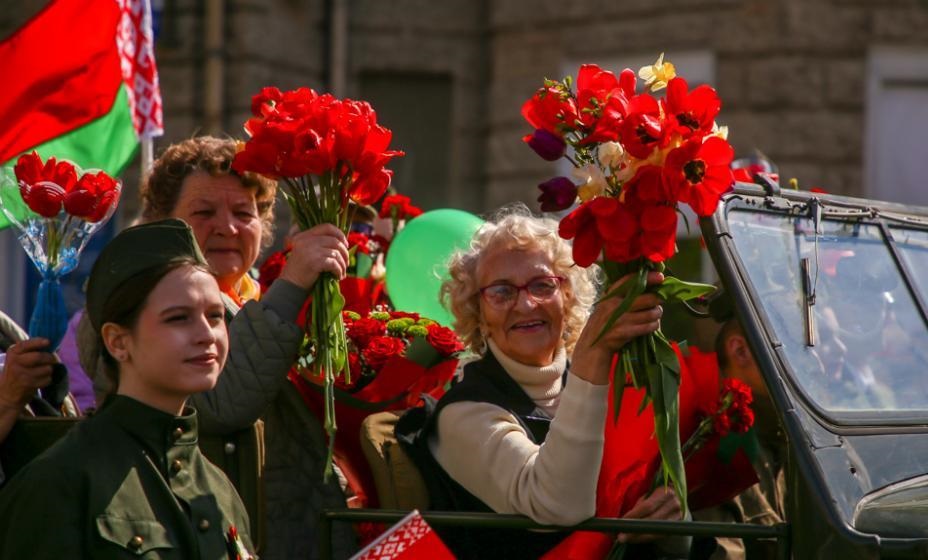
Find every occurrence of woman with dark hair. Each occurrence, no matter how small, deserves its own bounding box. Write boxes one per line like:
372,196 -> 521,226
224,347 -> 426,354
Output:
0,219 -> 255,558
79,136 -> 357,558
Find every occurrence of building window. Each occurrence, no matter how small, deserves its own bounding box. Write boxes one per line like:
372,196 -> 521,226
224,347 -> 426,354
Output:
359,72 -> 453,210
865,47 -> 928,205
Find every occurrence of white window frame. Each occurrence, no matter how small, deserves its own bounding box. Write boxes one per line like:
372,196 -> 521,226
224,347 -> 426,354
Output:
864,47 -> 928,203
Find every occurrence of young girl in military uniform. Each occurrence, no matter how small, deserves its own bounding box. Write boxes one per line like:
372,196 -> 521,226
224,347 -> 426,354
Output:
0,219 -> 255,559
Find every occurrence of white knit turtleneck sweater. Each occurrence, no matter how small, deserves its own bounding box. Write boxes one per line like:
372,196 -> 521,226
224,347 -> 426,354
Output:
428,339 -> 608,525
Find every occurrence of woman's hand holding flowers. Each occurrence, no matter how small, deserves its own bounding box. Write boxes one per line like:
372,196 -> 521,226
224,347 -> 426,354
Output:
616,486 -> 682,544
571,271 -> 665,386
279,223 -> 350,290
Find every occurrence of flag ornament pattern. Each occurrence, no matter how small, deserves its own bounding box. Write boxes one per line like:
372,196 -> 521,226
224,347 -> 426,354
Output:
116,0 -> 163,139
352,510 -> 454,560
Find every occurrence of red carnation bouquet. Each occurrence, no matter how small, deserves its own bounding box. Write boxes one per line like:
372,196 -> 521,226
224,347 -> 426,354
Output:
330,310 -> 463,404
0,152 -> 120,351
232,86 -> 404,478
658,377 -> 756,487
289,309 -> 463,514
521,54 -> 735,511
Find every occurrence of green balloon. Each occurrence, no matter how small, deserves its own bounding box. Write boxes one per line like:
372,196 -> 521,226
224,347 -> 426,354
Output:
385,209 -> 484,327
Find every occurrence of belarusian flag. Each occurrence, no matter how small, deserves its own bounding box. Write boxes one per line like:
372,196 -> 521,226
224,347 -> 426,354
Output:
0,0 -> 163,229
352,510 -> 454,560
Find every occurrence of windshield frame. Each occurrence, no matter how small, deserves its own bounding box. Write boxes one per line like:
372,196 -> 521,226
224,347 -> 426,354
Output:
705,183 -> 928,430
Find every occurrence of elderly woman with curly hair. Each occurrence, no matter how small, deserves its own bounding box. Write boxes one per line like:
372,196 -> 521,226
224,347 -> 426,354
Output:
417,206 -> 682,558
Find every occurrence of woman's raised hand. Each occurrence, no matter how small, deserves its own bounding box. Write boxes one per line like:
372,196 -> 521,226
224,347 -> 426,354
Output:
570,271 -> 664,385
278,224 -> 350,290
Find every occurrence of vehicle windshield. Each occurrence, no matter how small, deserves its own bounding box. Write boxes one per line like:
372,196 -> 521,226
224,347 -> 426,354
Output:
728,208 -> 928,417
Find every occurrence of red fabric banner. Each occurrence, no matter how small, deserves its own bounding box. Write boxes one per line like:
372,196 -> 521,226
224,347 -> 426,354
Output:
543,346 -> 758,559
0,0 -> 124,163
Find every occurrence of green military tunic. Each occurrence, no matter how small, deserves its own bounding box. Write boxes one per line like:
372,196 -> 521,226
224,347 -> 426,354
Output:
693,431 -> 787,560
0,395 -> 254,559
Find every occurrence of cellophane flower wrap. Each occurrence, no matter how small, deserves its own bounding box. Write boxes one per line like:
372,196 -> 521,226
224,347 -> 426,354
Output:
521,54 -> 735,511
0,152 -> 121,348
232,86 -> 403,478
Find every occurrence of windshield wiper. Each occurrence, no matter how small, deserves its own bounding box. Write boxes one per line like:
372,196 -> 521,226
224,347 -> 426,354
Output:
801,256 -> 816,346
801,198 -> 823,346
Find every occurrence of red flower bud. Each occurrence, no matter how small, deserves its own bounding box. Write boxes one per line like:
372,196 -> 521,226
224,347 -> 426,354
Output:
537,176 -> 577,212
362,335 -> 406,372
22,182 -> 64,218
426,324 -> 464,357
524,128 -> 567,161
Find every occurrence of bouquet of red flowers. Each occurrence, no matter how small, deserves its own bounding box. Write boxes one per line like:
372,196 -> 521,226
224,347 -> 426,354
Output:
289,309 -> 463,511
521,54 -> 734,510
233,86 -> 403,477
378,193 -> 423,234
331,310 -> 463,403
544,347 -> 759,560
0,152 -> 120,349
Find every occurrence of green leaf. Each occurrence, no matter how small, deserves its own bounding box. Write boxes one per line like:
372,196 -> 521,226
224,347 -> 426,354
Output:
651,277 -> 717,304
653,331 -> 681,376
601,259 -> 640,284
718,427 -> 762,464
404,336 -> 443,369
593,266 -> 647,345
649,338 -> 688,516
354,252 -> 374,278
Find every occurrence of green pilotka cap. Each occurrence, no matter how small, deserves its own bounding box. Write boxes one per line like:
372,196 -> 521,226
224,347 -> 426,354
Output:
85,218 -> 208,331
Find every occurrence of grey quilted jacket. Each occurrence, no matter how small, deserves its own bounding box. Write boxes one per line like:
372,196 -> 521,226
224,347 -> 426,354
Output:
190,279 -> 357,560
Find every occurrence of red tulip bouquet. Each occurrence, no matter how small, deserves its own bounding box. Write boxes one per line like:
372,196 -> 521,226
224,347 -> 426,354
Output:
521,54 -> 735,511
0,152 -> 120,348
232,86 -> 404,477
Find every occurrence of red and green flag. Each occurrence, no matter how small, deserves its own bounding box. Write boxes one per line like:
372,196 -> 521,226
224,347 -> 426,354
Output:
0,0 -> 163,229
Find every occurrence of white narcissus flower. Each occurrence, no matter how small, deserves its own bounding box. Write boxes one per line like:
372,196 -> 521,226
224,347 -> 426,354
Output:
572,163 -> 609,201
639,52 -> 676,92
370,253 -> 387,281
597,141 -> 627,169
711,122 -> 729,141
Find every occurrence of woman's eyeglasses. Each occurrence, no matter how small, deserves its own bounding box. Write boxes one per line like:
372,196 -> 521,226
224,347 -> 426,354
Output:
478,276 -> 565,308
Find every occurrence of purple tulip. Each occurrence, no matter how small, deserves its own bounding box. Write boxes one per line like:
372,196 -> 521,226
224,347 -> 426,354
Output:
537,176 -> 578,212
525,129 -> 567,161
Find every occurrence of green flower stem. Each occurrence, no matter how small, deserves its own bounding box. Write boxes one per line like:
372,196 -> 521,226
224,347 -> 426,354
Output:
596,258 -> 714,517
46,218 -> 59,272
282,170 -> 352,482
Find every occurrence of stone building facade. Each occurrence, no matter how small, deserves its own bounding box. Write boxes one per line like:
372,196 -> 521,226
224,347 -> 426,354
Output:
150,0 -> 928,217
1,0 -> 927,322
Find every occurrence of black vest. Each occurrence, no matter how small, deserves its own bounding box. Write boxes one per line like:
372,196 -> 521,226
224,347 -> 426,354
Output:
396,351 -> 570,559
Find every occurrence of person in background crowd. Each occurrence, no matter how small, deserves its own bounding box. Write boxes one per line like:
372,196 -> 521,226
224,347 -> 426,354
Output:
0,219 -> 255,558
398,206 -> 685,559
77,136 -> 356,559
693,292 -> 786,560
0,337 -> 56,452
